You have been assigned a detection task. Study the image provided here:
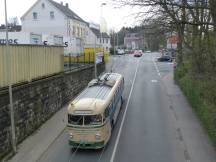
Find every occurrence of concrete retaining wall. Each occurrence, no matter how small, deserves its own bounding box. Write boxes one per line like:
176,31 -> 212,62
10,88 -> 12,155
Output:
0,63 -> 105,159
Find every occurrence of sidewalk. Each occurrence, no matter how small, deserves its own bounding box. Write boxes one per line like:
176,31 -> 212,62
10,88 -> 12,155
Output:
7,106 -> 67,162
161,73 -> 216,162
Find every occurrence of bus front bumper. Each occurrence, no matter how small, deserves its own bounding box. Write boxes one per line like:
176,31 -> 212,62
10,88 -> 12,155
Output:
69,140 -> 105,149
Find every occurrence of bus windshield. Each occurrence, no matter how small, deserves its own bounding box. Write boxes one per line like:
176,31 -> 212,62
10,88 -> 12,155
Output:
68,114 -> 83,125
68,114 -> 102,126
84,115 -> 102,125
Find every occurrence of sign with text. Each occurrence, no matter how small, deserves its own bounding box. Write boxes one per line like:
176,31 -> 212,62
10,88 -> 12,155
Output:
95,52 -> 103,64
0,39 -> 18,44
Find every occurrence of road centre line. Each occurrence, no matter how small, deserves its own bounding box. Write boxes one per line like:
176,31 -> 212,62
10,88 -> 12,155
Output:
110,59 -> 140,162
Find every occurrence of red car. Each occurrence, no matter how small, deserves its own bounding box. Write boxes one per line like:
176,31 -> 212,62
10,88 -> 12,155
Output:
133,50 -> 142,57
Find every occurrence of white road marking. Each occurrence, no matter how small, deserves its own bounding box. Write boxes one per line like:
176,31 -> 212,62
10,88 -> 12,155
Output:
110,59 -> 140,162
153,58 -> 161,77
151,80 -> 158,83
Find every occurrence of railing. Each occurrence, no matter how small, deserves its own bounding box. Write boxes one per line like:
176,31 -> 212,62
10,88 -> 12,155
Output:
64,50 -> 109,71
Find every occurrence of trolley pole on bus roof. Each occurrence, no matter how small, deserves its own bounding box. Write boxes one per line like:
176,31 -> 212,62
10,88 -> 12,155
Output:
4,0 -> 16,153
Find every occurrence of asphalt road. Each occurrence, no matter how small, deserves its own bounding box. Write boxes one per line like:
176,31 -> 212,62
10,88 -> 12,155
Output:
38,53 -> 216,162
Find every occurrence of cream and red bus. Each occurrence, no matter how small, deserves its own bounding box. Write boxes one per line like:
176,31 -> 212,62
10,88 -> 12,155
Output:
67,73 -> 124,149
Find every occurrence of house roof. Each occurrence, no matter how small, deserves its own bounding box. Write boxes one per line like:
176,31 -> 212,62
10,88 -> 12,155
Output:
90,28 -> 110,38
48,0 -> 86,23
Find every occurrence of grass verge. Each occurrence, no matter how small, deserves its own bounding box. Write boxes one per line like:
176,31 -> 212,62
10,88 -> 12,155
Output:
175,64 -> 216,147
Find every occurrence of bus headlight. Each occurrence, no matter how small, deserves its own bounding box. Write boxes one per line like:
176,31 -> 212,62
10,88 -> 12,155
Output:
95,133 -> 101,140
69,133 -> 73,138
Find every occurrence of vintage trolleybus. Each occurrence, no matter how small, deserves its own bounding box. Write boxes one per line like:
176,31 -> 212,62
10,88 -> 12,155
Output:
67,73 -> 124,149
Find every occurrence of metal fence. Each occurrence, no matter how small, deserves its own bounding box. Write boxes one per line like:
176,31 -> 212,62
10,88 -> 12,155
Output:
0,45 -> 64,88
64,50 -> 109,71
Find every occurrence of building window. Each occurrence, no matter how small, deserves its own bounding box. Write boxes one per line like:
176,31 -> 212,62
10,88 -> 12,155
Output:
32,38 -> 39,44
106,39 -> 108,44
68,28 -> 71,36
33,12 -> 38,20
77,27 -> 80,37
81,28 -> 84,37
80,28 -> 82,37
73,26 -> 75,36
42,3 -> 45,9
54,36 -> 63,45
50,11 -> 54,19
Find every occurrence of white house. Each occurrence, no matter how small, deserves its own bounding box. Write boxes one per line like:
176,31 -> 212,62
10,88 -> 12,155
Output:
85,25 -> 110,52
85,27 -> 100,49
21,0 -> 88,55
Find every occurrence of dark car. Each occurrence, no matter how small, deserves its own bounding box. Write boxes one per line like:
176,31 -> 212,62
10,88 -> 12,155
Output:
157,55 -> 172,62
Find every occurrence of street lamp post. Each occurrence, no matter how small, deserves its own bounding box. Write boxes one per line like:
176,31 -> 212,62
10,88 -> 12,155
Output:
93,2 -> 106,79
94,35 -> 97,78
100,3 -> 106,55
113,31 -> 116,55
4,0 -> 16,153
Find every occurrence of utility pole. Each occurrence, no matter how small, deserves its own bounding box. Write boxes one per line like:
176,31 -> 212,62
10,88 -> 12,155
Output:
100,3 -> 106,56
117,32 -> 118,50
4,0 -> 16,153
113,31 -> 116,55
94,36 -> 97,78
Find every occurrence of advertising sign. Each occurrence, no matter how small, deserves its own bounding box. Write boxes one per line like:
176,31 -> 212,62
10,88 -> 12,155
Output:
95,52 -> 103,64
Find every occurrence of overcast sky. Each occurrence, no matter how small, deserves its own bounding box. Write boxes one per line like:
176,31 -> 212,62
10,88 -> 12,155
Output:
0,0 -> 142,31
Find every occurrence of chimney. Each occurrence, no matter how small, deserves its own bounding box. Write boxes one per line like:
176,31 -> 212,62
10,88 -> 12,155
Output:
60,1 -> 63,5
65,3 -> 68,8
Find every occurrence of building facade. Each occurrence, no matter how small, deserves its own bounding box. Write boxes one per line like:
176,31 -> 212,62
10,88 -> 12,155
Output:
89,27 -> 111,52
124,33 -> 146,50
21,0 -> 88,55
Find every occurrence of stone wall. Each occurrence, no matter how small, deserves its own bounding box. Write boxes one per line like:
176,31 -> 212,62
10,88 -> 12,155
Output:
0,63 -> 105,159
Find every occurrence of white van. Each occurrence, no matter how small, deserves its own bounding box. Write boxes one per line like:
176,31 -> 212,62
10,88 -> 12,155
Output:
117,49 -> 125,55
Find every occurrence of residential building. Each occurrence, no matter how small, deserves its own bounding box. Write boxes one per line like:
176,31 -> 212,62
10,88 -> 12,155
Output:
85,26 -> 100,49
21,0 -> 88,55
88,27 -> 111,52
124,33 -> 146,50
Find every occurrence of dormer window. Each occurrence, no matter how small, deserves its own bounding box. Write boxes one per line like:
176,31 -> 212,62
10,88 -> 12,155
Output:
50,11 -> 55,19
42,3 -> 45,9
33,12 -> 38,20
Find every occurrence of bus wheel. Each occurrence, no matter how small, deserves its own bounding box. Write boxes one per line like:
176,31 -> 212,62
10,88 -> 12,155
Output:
121,96 -> 124,106
111,120 -> 114,129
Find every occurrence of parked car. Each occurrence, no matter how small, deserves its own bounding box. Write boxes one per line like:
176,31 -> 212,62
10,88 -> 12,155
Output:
117,49 -> 125,55
145,50 -> 151,53
157,55 -> 172,62
134,50 -> 142,57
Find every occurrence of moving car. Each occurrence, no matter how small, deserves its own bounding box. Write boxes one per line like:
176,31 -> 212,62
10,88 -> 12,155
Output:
157,55 -> 172,62
133,50 -> 142,57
